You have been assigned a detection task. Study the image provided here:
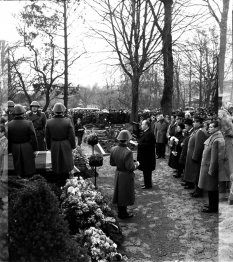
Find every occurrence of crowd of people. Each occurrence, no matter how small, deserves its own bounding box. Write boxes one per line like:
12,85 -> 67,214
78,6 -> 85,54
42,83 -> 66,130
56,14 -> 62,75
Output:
1,100 -> 233,218
110,110 -> 233,219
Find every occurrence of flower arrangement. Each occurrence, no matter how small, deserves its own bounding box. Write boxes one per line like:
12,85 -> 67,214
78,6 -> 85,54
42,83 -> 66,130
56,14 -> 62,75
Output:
89,154 -> 103,167
169,136 -> 179,143
73,146 -> 89,171
87,133 -> 99,146
60,177 -> 125,260
84,227 -> 122,262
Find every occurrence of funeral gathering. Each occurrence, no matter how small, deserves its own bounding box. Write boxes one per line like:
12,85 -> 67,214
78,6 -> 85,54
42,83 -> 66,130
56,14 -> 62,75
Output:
0,0 -> 232,261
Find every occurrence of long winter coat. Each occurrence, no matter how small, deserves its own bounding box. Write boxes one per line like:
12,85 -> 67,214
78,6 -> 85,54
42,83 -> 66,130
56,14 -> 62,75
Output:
137,129 -> 156,171
198,131 -> 226,191
110,143 -> 136,206
8,116 -> 38,177
223,130 -> 233,181
154,120 -> 168,143
179,128 -> 194,166
45,115 -> 76,174
168,132 -> 184,169
184,128 -> 209,183
26,110 -> 47,150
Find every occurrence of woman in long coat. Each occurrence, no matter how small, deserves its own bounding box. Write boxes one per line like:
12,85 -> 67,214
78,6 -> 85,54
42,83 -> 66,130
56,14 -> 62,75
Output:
45,103 -> 76,185
198,121 -> 225,212
168,123 -> 185,173
110,130 -> 139,219
8,104 -> 38,177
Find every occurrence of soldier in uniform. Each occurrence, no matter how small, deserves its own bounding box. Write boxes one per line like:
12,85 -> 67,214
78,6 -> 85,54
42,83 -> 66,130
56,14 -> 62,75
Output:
8,104 -> 38,178
7,100 -> 15,122
45,103 -> 76,186
26,101 -> 47,150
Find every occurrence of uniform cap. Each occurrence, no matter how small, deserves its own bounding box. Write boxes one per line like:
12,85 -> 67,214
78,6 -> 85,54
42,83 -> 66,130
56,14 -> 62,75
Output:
30,101 -> 40,107
8,100 -> 15,107
117,130 -> 132,141
52,103 -> 66,113
13,104 -> 26,115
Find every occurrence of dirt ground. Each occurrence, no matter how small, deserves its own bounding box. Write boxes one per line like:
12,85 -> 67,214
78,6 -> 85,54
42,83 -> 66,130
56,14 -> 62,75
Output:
93,151 -> 232,262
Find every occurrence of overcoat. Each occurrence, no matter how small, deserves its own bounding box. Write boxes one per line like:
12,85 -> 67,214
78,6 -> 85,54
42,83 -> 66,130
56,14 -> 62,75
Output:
223,130 -> 233,181
154,120 -> 169,143
137,129 -> 156,171
8,116 -> 38,177
26,110 -> 47,150
110,143 -> 136,206
198,131 -> 226,191
45,115 -> 76,174
168,132 -> 184,169
179,128 -> 194,166
184,128 -> 209,183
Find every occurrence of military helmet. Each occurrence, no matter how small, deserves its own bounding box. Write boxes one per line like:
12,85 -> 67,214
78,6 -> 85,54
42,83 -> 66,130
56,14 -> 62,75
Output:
52,103 -> 66,113
13,104 -> 26,115
30,101 -> 40,107
117,130 -> 132,141
7,100 -> 15,107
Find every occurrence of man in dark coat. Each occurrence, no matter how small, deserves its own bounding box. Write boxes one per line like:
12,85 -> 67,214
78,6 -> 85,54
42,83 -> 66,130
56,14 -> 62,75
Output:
8,104 -> 38,178
110,130 -> 139,219
74,117 -> 85,146
179,118 -> 194,181
45,103 -> 76,186
183,115 -> 209,195
137,120 -> 156,189
26,101 -> 47,150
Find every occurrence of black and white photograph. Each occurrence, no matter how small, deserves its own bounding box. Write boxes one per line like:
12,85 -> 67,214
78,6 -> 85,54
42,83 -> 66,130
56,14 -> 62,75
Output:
0,0 -> 232,261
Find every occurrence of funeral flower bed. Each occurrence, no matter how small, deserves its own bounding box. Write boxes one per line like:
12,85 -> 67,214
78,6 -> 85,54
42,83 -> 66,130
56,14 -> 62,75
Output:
61,176 -> 126,261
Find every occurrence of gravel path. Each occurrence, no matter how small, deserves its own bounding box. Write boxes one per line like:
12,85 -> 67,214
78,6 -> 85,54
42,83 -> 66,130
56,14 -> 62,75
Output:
93,152 -> 232,262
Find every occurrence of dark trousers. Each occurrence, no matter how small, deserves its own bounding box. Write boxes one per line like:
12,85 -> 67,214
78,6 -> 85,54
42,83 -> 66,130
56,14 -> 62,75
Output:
208,191 -> 218,211
156,143 -> 166,158
143,170 -> 152,188
77,135 -> 83,146
118,206 -> 128,216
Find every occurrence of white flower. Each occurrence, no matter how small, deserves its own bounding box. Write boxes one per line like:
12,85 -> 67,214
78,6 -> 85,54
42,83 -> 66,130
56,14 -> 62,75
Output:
67,186 -> 76,194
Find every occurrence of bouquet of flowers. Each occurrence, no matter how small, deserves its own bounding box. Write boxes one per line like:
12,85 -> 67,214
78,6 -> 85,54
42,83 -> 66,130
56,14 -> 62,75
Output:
87,133 -> 99,146
89,154 -> 103,167
83,227 -> 122,262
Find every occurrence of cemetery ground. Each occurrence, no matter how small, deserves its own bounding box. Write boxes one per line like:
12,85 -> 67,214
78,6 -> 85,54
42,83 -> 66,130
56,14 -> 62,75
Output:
91,151 -> 233,262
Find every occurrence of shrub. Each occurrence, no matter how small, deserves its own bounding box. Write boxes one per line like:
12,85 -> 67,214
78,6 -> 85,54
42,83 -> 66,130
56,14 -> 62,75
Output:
8,175 -> 89,262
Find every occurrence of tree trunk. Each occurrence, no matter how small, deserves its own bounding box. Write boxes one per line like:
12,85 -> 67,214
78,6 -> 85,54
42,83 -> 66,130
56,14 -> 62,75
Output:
218,0 -> 230,97
160,0 -> 173,115
63,0 -> 68,109
188,64 -> 192,107
131,75 -> 140,122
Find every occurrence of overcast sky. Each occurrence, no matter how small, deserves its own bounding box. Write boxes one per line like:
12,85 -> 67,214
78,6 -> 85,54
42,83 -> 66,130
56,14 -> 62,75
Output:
0,0 -> 232,88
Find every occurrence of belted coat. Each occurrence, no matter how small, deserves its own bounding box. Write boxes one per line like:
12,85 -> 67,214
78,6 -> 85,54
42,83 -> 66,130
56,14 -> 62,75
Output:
137,129 -> 156,171
8,116 -> 38,177
45,115 -> 76,174
198,131 -> 226,191
184,128 -> 209,183
110,143 -> 137,206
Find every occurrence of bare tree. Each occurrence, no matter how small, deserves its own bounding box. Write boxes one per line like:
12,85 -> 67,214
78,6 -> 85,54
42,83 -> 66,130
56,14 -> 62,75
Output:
87,0 -> 163,121
202,0 -> 230,99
